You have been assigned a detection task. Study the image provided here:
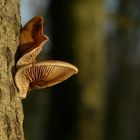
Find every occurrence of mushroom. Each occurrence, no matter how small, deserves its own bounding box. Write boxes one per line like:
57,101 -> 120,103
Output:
15,60 -> 78,98
15,16 -> 78,99
17,16 -> 48,66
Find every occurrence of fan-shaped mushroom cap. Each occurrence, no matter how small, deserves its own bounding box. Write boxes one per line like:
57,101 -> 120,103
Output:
15,60 -> 78,98
17,16 -> 48,66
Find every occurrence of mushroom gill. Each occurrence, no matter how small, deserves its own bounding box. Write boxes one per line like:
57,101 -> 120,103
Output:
15,60 -> 78,98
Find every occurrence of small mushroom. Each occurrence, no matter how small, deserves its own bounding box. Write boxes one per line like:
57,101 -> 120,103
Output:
15,60 -> 78,98
17,16 -> 48,66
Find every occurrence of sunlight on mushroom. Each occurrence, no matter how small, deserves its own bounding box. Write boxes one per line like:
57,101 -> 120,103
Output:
15,16 -> 78,99
17,16 -> 48,66
15,60 -> 78,98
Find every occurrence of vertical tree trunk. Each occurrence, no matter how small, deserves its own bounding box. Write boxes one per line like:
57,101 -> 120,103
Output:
0,0 -> 24,139
73,1 -> 106,140
105,1 -> 140,140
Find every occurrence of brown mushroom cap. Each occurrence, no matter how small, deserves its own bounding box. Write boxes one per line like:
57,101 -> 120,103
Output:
15,60 -> 78,98
17,16 -> 48,66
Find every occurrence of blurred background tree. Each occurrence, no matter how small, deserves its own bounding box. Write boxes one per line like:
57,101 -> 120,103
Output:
21,0 -> 140,140
105,0 -> 140,140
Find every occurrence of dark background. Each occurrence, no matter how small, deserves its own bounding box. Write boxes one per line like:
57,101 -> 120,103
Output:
21,0 -> 140,140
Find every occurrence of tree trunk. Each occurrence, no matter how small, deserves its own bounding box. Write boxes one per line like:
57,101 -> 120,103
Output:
73,1 -> 106,140
0,0 -> 24,139
105,0 -> 140,140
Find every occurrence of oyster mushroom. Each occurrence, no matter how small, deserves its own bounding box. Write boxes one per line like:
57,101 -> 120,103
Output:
17,16 -> 48,66
15,60 -> 78,98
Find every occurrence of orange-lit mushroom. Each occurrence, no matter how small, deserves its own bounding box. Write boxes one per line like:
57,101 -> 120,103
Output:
17,16 -> 48,66
15,60 -> 78,98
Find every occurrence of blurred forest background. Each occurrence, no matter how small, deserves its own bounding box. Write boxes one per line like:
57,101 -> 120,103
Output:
21,0 -> 140,140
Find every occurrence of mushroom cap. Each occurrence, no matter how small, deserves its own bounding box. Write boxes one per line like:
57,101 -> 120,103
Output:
17,16 -> 48,66
17,40 -> 47,66
15,60 -> 78,98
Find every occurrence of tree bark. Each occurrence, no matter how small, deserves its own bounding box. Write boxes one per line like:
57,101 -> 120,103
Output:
0,0 -> 24,139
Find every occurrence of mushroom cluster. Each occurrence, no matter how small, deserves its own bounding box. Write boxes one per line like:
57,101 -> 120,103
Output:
15,16 -> 78,98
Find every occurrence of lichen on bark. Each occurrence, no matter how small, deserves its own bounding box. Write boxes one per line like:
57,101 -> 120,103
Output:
0,0 -> 24,139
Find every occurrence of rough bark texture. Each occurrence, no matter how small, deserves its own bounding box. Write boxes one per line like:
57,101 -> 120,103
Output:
0,0 -> 24,139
